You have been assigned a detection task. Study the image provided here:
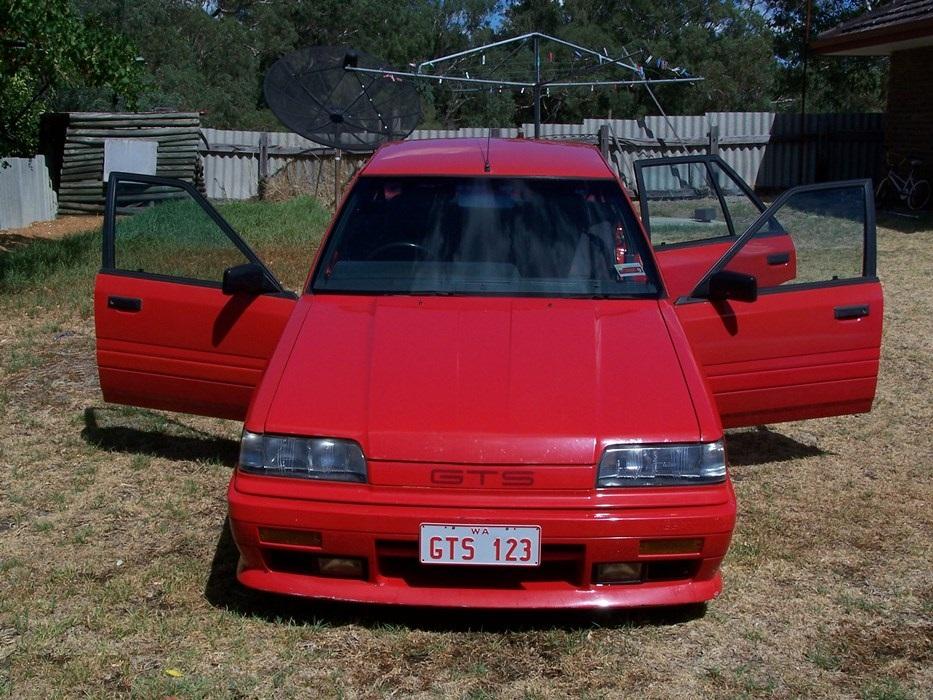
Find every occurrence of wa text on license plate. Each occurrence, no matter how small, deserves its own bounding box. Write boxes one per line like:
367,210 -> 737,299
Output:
419,524 -> 541,566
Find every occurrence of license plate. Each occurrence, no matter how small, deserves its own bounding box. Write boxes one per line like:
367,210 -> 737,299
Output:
419,524 -> 541,566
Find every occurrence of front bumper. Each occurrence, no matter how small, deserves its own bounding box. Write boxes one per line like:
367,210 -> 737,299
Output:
227,473 -> 736,609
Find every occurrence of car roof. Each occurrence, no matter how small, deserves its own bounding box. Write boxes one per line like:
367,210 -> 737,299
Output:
361,138 -> 615,179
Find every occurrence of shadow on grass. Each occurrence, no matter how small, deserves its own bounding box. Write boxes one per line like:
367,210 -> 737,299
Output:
876,209 -> 933,234
725,426 -> 826,467
81,406 -> 238,466
203,520 -> 707,632
0,233 -> 40,253
0,228 -> 99,291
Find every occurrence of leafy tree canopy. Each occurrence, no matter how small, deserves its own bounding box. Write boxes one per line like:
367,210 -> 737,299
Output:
766,0 -> 887,112
0,0 -> 143,156
502,0 -> 779,123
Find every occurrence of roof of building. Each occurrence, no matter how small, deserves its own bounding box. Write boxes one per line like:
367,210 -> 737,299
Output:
812,0 -> 933,55
362,138 -> 614,178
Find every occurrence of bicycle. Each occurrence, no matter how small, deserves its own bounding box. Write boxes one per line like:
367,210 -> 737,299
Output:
876,154 -> 931,211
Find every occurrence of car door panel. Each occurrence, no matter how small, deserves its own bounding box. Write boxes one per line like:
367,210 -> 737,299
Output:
635,155 -> 797,297
676,282 -> 882,427
95,173 -> 297,420
675,179 -> 881,428
654,232 -> 797,299
96,273 -> 295,419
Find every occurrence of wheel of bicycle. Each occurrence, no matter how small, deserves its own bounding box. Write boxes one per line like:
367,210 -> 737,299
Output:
875,178 -> 893,207
908,179 -> 931,211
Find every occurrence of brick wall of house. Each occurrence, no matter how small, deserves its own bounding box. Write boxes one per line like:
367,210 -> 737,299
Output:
886,46 -> 933,174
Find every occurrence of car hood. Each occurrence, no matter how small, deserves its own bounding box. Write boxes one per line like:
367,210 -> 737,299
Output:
261,295 -> 701,464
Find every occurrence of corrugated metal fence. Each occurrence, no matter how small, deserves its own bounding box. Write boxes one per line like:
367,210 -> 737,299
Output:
582,112 -> 884,191
200,111 -> 884,201
0,111 -> 884,230
0,156 -> 58,229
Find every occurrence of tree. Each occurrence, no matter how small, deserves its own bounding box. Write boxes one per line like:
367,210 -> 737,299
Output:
66,0 -> 269,128
766,0 -> 888,112
38,0 -> 889,140
210,0 -> 503,127
66,0 -> 502,129
0,0 -> 143,156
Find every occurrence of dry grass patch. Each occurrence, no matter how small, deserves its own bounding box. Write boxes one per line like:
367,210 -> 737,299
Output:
0,217 -> 929,698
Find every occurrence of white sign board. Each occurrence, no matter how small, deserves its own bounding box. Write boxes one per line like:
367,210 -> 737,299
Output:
104,139 -> 158,181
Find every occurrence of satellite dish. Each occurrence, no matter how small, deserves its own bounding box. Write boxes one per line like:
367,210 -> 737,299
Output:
264,46 -> 422,153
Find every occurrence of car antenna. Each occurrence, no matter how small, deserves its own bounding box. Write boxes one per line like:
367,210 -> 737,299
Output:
484,127 -> 492,172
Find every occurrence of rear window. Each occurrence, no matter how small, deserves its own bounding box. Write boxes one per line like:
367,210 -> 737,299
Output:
311,176 -> 660,298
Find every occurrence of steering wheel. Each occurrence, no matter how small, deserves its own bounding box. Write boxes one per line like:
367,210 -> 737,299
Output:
366,241 -> 430,261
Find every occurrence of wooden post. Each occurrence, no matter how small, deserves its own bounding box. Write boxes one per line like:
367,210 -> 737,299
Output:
708,124 -> 719,156
334,150 -> 341,211
258,132 -> 269,200
598,124 -> 610,158
533,34 -> 541,138
800,0 -> 813,185
313,154 -> 324,199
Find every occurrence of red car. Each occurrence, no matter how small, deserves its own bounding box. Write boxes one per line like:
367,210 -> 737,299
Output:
95,139 -> 882,609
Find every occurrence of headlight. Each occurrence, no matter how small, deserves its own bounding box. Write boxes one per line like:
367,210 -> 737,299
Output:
597,441 -> 726,487
239,431 -> 367,483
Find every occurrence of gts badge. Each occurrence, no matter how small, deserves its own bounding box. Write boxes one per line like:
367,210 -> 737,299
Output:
430,469 -> 535,487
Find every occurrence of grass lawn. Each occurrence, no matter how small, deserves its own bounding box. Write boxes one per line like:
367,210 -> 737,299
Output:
0,198 -> 930,698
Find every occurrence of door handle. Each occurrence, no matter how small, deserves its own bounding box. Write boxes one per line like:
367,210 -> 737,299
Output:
107,295 -> 142,312
767,252 -> 790,265
834,304 -> 869,320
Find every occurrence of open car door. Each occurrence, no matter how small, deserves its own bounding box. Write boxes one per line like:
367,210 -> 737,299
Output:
672,179 -> 882,428
635,155 -> 797,298
95,173 -> 298,420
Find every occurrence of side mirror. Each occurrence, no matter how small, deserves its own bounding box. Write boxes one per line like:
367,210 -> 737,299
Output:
222,262 -> 271,295
706,270 -> 758,303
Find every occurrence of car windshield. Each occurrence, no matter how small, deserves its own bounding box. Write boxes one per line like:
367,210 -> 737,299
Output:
311,176 -> 661,298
